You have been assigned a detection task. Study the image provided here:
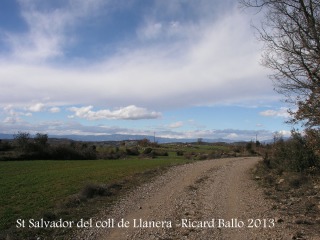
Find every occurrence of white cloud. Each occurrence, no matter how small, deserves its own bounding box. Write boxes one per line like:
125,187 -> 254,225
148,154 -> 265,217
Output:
0,112 -> 282,141
3,117 -> 19,124
226,133 -> 239,139
27,103 -> 45,112
155,129 -> 274,141
49,107 -> 61,113
68,105 -> 162,120
6,4 -> 67,61
3,105 -> 15,115
4,0 -> 107,61
168,121 -> 184,128
137,19 -> 188,41
260,107 -> 290,118
137,21 -> 163,40
0,9 -> 274,109
278,130 -> 291,138
2,104 -> 31,123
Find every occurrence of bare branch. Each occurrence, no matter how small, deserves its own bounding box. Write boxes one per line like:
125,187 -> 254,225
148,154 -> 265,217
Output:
242,0 -> 320,128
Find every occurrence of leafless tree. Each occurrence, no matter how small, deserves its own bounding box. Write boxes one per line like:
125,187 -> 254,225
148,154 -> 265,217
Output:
241,0 -> 320,129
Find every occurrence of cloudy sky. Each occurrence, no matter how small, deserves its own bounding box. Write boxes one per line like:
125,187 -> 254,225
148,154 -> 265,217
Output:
0,0 -> 293,141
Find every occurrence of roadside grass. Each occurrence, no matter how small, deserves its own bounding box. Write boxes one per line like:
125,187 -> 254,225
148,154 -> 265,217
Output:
162,143 -> 229,153
252,160 -> 320,238
0,157 -> 189,238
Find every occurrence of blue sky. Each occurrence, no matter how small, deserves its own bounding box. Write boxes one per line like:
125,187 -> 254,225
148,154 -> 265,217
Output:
0,0 -> 294,141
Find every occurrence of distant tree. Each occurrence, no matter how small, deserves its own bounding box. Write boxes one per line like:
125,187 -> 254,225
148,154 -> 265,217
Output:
246,141 -> 257,154
0,139 -> 11,151
34,133 -> 48,146
138,138 -> 151,147
246,141 -> 253,152
14,132 -> 31,152
241,0 -> 320,130
273,131 -> 284,144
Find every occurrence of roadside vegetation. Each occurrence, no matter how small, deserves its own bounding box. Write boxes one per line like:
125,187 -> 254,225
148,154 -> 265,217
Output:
0,133 -> 255,239
252,131 -> 320,237
241,1 -> 320,237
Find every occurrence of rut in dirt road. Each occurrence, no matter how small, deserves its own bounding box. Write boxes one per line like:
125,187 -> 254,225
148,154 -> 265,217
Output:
76,157 -> 289,240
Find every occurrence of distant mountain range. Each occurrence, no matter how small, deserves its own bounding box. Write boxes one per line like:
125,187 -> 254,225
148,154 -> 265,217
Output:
0,133 -> 249,144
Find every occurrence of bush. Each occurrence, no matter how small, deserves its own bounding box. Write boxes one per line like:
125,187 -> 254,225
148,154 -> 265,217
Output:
143,147 -> 153,154
0,140 -> 11,151
2,132 -> 98,160
137,138 -> 159,148
81,183 -> 122,199
50,145 -> 83,160
288,175 -> 308,189
34,133 -> 48,146
269,131 -> 319,172
14,132 -> 31,152
197,154 -> 209,160
232,146 -> 242,153
176,150 -> 184,156
153,150 -> 168,156
208,151 -> 222,159
81,184 -> 111,198
126,147 -> 140,156
49,143 -> 97,160
183,152 -> 195,160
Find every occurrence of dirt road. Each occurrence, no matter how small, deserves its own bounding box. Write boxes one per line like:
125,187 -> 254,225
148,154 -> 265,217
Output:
76,157 -> 291,239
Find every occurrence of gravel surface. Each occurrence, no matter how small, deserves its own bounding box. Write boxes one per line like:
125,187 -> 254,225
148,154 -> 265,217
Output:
74,157 -> 317,240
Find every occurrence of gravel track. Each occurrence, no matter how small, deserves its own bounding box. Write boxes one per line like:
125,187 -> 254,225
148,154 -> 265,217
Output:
75,157 -> 297,240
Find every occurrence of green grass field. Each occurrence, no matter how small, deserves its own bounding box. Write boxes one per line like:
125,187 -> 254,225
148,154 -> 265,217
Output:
0,157 -> 188,233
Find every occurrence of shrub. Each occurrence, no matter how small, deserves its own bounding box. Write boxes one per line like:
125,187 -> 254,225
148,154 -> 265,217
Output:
50,143 -> 97,160
288,175 -> 308,189
208,151 -> 221,159
13,132 -> 31,152
269,131 -> 319,172
81,183 -> 122,199
197,154 -> 209,160
137,138 -> 159,148
0,140 -> 11,151
143,147 -> 153,154
184,152 -> 197,160
176,150 -> 184,156
137,138 -> 151,147
81,184 -> 111,198
126,147 -> 140,156
34,133 -> 48,146
232,146 -> 242,153
50,145 -> 82,160
153,150 -> 168,156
